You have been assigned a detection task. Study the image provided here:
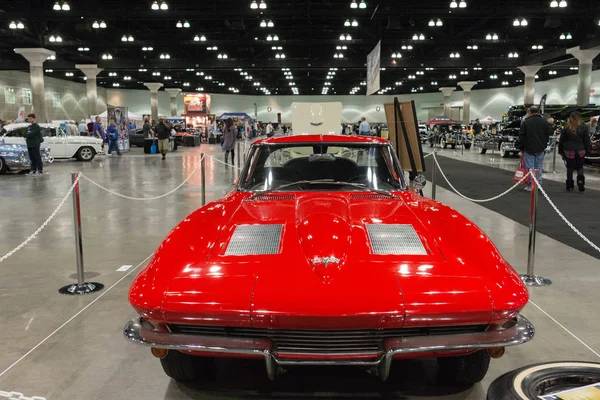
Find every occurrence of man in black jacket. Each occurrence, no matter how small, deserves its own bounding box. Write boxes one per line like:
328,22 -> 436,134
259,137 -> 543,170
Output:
25,113 -> 44,175
155,118 -> 170,160
519,106 -> 553,191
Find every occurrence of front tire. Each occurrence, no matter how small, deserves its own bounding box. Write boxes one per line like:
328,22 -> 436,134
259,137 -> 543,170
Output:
441,138 -> 448,149
437,350 -> 490,386
464,143 -> 472,150
0,157 -> 7,174
487,361 -> 600,400
480,148 -> 487,154
76,146 -> 96,161
160,350 -> 215,382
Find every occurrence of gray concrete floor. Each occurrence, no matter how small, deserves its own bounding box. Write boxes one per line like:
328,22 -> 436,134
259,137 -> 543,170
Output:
0,140 -> 599,399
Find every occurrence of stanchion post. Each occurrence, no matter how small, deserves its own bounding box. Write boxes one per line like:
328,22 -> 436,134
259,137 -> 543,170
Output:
59,172 -> 104,295
431,150 -> 437,200
551,137 -> 557,174
201,153 -> 206,206
519,170 -> 552,287
237,142 -> 241,176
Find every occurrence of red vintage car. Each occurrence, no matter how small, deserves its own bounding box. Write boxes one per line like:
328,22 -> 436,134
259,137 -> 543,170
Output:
124,134 -> 534,385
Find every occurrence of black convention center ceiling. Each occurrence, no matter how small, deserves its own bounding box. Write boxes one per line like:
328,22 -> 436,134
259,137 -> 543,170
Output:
0,0 -> 599,95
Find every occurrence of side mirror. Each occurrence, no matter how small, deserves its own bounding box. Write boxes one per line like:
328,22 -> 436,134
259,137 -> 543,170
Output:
411,174 -> 427,193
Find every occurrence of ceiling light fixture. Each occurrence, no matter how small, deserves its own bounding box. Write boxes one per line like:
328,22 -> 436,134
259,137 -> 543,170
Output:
250,0 -> 258,9
450,1 -> 458,8
183,21 -> 190,28
9,21 -> 17,29
151,1 -> 159,10
458,1 -> 467,7
345,19 -> 351,27
259,0 -> 267,9
559,0 -> 567,7
273,34 -> 279,40
176,21 -> 183,28
267,20 -> 274,27
92,21 -> 100,28
267,34 -> 273,41
100,21 -> 107,28
160,1 -> 168,10
352,19 -> 358,27
359,0 -> 366,8
550,0 -> 558,6
260,20 -> 267,27
350,0 -> 358,8
436,19 -> 443,26
121,35 -> 127,42
53,2 -> 61,10
428,19 -> 435,27
566,33 -> 572,39
102,53 -> 113,60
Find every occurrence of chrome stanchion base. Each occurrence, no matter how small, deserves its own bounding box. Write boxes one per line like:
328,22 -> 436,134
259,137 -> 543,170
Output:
59,282 -> 104,295
519,274 -> 552,287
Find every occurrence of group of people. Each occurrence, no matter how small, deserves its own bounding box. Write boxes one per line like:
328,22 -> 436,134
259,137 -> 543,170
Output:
341,118 -> 386,137
519,106 -> 593,192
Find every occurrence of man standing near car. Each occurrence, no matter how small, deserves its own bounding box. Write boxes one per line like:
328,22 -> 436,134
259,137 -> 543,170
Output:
472,119 -> 482,136
519,106 -> 553,191
25,113 -> 43,175
92,116 -> 105,150
359,117 -> 370,136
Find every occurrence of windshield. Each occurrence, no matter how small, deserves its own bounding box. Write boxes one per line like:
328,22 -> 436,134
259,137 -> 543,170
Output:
238,143 -> 406,192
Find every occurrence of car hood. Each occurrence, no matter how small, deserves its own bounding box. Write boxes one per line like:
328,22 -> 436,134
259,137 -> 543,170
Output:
153,192 -> 518,328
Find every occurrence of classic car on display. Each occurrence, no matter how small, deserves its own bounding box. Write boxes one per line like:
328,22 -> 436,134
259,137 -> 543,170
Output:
124,134 -> 534,386
0,142 -> 53,174
476,120 -> 557,158
428,124 -> 467,149
0,123 -> 103,161
418,124 -> 429,143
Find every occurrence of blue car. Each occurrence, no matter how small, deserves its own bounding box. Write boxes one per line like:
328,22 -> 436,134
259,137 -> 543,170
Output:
0,143 -> 53,174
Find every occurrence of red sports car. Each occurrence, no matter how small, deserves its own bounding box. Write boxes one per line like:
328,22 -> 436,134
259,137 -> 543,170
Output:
426,116 -> 459,129
124,134 -> 534,385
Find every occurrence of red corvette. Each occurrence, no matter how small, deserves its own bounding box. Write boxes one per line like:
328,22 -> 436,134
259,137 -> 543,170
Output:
124,134 -> 534,385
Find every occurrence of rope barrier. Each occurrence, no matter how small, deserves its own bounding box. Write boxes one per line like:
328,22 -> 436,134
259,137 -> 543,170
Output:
80,154 -> 205,201
531,174 -> 600,254
432,152 -> 531,203
208,154 -> 243,171
0,175 -> 81,265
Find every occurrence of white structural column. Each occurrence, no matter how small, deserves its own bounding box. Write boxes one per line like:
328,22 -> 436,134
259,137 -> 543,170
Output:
14,48 -> 55,123
567,46 -> 600,106
518,64 -> 542,105
76,64 -> 103,117
439,87 -> 455,117
144,82 -> 164,121
458,81 -> 477,124
164,88 -> 181,117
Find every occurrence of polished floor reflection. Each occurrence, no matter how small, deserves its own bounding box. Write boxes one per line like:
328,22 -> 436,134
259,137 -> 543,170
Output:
0,141 -> 598,399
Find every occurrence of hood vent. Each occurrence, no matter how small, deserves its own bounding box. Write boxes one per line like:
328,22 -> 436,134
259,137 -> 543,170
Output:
350,193 -> 394,201
246,194 -> 296,202
366,224 -> 427,255
225,224 -> 283,255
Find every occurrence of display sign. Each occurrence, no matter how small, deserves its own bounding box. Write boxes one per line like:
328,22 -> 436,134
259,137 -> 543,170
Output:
291,102 -> 342,134
183,93 -> 211,114
384,98 -> 426,173
366,40 -> 381,96
107,104 -> 131,151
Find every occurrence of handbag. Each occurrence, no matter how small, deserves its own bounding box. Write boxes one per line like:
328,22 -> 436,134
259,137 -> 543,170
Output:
513,155 -> 529,184
150,142 -> 157,154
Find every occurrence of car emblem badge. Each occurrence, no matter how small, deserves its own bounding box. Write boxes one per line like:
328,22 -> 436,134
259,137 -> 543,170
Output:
312,256 -> 340,268
310,122 -> 323,126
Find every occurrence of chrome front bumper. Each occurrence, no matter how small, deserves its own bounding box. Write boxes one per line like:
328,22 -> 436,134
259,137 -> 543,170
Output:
124,315 -> 535,381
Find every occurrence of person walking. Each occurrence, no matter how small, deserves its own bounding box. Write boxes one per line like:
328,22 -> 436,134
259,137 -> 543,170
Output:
518,106 -> 553,191
106,119 -> 121,156
222,118 -> 236,164
78,119 -> 88,136
558,112 -> 591,192
92,116 -> 105,150
155,118 -> 170,160
25,113 -> 43,175
359,117 -> 370,136
142,117 -> 154,139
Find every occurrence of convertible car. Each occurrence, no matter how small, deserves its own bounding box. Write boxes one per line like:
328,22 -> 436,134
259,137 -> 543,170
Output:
124,134 -> 533,385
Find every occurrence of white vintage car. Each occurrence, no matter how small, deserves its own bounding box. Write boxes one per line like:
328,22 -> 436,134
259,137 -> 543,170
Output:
0,123 -> 103,161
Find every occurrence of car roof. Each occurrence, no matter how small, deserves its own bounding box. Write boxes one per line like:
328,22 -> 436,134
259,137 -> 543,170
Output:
2,123 -> 56,130
253,134 -> 390,145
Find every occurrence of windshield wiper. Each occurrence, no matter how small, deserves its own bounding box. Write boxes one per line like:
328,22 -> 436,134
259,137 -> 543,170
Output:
250,179 -> 398,199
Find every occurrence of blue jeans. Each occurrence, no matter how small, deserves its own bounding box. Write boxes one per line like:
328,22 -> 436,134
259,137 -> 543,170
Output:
524,151 -> 544,187
108,139 -> 121,155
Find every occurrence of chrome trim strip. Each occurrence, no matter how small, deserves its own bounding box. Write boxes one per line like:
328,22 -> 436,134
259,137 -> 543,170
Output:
124,315 -> 534,381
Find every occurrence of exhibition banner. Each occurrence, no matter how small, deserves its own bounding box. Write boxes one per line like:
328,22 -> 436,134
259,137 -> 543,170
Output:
184,93 -> 211,114
107,104 -> 131,151
366,40 -> 381,96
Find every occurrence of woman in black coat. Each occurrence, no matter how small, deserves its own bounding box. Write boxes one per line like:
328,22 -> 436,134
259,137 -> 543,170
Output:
558,112 -> 591,192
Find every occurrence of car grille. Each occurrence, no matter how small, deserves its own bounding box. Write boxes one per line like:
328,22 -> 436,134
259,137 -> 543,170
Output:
167,324 -> 488,354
